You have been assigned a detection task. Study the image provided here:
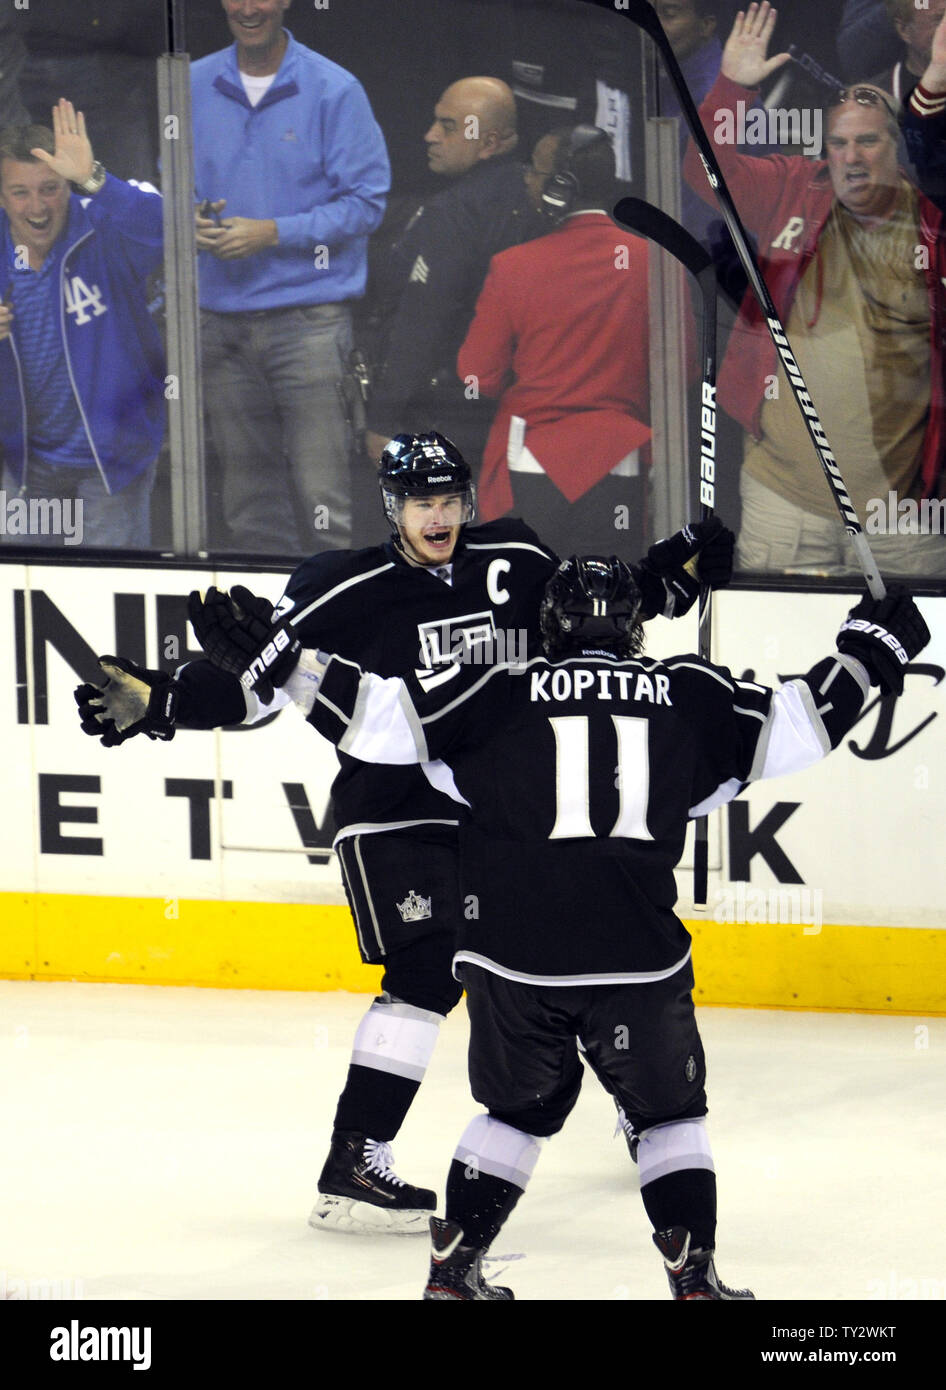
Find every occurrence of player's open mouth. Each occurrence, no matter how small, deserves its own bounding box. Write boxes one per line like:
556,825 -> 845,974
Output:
27,216 -> 52,230
424,530 -> 451,548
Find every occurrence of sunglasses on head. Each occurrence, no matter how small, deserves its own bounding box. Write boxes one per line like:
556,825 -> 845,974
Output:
828,86 -> 896,120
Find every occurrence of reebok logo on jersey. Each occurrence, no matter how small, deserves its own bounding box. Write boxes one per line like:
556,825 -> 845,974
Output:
838,618 -> 909,665
409,254 -> 429,285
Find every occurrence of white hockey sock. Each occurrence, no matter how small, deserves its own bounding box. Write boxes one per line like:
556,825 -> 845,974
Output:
454,1113 -> 545,1190
349,997 -> 443,1083
637,1118 -> 715,1187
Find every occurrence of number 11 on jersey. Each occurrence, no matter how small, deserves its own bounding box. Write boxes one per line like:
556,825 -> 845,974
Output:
548,715 -> 653,841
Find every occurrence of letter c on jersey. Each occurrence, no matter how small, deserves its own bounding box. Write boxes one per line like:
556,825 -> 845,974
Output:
486,559 -> 511,606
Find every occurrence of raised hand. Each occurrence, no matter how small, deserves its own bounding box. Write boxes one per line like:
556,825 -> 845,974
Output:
925,7 -> 946,91
31,98 -> 95,186
721,3 -> 791,90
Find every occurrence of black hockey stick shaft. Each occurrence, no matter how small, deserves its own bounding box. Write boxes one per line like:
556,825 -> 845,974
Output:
607,0 -> 885,599
614,198 -> 716,907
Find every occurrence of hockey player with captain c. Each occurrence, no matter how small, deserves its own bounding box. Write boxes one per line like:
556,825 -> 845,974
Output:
74,432 -> 735,1238
175,542 -> 928,1298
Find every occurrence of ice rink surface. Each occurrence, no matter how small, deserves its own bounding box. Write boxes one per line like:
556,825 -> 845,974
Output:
2,979 -> 944,1309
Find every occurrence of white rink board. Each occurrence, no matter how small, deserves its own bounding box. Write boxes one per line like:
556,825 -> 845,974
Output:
1,562 -> 944,928
1,562 -> 343,905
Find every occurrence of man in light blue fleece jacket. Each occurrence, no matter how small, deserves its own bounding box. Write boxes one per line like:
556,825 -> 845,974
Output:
192,0 -> 390,555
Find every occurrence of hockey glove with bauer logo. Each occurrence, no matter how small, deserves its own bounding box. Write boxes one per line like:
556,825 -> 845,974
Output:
836,590 -> 930,697
187,585 -> 301,704
635,517 -> 735,620
75,657 -> 180,746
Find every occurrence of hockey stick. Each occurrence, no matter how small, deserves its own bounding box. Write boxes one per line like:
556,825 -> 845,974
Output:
614,197 -> 716,908
606,0 -> 885,599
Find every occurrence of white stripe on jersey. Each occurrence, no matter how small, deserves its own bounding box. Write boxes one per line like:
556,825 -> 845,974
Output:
454,946 -> 693,987
660,657 -> 737,691
287,561 -> 396,628
732,703 -> 767,724
422,759 -> 470,807
688,673 -> 846,815
464,540 -> 554,560
333,670 -> 431,763
748,679 -> 831,784
662,655 -> 768,696
241,684 -> 291,725
416,656 -> 527,730
689,776 -> 745,817
332,817 -> 459,848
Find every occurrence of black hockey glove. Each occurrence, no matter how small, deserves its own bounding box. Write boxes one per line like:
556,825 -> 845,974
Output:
74,656 -> 180,747
836,589 -> 930,697
636,518 -> 735,619
187,585 -> 301,704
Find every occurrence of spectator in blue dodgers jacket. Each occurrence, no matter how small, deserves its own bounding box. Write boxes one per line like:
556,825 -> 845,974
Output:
193,0 -> 390,556
0,101 -> 165,549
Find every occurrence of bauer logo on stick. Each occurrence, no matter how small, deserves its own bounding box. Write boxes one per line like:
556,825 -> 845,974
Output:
700,381 -> 717,509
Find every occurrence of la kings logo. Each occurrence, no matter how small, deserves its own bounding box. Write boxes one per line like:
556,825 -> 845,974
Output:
397,889 -> 431,922
64,275 -> 107,325
417,610 -> 497,668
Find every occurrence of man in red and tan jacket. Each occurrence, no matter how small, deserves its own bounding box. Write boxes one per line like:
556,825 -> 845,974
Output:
457,125 -> 655,558
684,2 -> 946,577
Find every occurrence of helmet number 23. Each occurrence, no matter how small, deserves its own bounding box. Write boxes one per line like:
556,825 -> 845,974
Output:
548,714 -> 653,841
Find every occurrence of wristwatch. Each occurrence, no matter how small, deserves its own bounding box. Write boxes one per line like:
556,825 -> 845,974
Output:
76,161 -> 106,195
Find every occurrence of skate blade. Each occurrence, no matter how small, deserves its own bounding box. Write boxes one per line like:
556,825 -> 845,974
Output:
308,1193 -> 432,1235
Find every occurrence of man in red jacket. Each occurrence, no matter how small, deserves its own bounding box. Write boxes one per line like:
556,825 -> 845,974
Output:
458,125 -> 655,558
684,2 -> 946,577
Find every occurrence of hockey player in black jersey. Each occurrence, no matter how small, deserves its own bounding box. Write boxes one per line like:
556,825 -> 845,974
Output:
75,432 -> 734,1238
188,553 -> 929,1298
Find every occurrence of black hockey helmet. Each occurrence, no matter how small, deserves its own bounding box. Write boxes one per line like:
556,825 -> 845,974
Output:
540,555 -> 644,659
379,431 -> 476,528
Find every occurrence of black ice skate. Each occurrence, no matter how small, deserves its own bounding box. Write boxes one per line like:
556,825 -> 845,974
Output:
653,1226 -> 755,1300
309,1130 -> 437,1235
423,1218 -> 515,1300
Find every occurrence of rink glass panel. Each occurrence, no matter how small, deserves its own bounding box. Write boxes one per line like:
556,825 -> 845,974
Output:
1,2 -> 942,572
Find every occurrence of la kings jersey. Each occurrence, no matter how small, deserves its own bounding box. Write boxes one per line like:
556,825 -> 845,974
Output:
308,644 -> 870,984
175,518 -> 557,839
